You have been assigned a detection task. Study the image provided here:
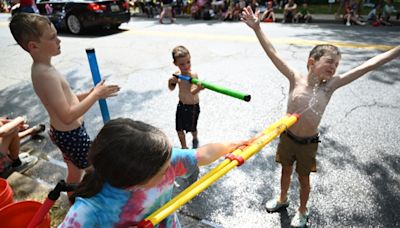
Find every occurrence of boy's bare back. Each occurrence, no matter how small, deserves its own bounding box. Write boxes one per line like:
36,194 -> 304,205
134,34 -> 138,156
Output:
32,63 -> 83,131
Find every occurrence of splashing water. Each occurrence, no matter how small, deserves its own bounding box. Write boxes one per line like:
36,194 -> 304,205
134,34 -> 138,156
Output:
296,83 -> 322,117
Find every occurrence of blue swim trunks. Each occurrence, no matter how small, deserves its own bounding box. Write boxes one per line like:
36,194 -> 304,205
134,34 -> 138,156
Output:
49,123 -> 91,169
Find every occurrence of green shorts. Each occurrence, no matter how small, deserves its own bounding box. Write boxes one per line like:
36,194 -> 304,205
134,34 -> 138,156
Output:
275,131 -> 319,176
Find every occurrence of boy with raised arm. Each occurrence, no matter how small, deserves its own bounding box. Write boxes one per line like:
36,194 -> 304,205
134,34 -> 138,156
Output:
9,13 -> 120,187
241,6 -> 400,227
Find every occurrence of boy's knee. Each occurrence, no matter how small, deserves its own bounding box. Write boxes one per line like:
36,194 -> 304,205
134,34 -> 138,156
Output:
281,165 -> 293,176
298,175 -> 310,188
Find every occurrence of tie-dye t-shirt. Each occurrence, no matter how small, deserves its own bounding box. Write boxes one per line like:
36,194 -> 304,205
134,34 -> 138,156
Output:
59,148 -> 197,228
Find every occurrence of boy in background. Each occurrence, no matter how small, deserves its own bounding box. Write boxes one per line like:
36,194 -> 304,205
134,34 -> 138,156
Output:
168,45 -> 203,186
168,45 -> 203,150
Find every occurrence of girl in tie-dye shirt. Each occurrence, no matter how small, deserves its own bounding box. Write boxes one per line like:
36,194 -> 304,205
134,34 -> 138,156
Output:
59,118 -> 241,228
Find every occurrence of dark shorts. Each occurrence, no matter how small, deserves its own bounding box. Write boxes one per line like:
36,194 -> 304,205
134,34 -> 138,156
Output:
49,123 -> 91,169
275,131 -> 320,176
176,101 -> 200,132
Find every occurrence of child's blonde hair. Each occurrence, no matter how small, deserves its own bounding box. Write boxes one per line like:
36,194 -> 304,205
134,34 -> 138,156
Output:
172,45 -> 190,62
9,13 -> 52,52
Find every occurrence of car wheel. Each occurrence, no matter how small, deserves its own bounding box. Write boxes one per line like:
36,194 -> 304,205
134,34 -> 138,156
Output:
111,23 -> 121,30
67,14 -> 82,34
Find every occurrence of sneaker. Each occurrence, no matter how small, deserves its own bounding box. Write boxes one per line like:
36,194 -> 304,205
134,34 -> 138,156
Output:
192,138 -> 199,149
14,152 -> 38,173
346,21 -> 351,26
265,197 -> 289,212
290,210 -> 309,227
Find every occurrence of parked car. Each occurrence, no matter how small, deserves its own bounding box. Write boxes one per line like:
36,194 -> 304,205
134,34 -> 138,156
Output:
13,0 -> 131,34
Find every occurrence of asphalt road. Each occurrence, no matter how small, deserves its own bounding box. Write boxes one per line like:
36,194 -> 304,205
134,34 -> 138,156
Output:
1,14 -> 400,227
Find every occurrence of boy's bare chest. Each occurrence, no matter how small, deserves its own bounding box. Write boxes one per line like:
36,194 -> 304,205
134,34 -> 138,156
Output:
288,84 -> 332,112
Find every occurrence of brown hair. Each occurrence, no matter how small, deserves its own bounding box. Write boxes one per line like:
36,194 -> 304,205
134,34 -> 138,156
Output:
70,118 -> 172,203
9,13 -> 52,52
172,45 -> 190,62
307,44 -> 341,69
308,44 -> 341,61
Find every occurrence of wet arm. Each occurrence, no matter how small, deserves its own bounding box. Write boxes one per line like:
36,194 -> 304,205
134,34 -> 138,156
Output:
253,27 -> 296,81
242,6 -> 296,82
331,45 -> 400,89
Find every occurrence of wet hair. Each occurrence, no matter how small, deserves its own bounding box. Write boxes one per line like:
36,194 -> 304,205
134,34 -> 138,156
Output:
9,13 -> 52,52
308,44 -> 341,61
172,45 -> 190,63
307,44 -> 341,69
70,118 -> 172,203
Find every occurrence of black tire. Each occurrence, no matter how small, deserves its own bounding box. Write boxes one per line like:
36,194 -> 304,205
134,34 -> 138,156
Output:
110,23 -> 122,30
66,14 -> 83,34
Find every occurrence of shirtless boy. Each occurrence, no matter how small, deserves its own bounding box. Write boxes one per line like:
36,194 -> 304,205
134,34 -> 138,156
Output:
168,45 -> 203,149
241,6 -> 400,227
9,13 -> 120,186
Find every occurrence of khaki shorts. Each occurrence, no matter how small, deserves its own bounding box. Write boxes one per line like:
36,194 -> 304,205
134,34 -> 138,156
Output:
275,132 -> 318,176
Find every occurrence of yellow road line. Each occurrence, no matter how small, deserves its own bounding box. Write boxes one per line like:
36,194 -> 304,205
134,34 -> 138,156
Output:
1,19 -> 394,51
125,29 -> 395,51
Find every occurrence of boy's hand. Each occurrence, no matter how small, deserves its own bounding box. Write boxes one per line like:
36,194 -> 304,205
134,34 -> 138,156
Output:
197,82 -> 205,90
223,140 -> 252,155
170,76 -> 179,85
93,80 -> 120,99
241,6 -> 260,30
171,75 -> 179,83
